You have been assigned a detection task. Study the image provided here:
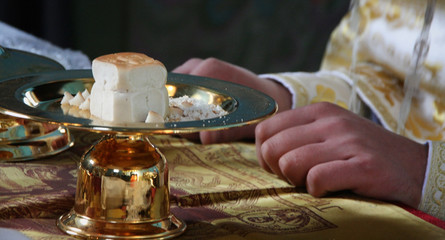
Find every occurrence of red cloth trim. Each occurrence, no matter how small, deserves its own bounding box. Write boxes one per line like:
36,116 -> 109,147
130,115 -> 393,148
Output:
399,204 -> 445,230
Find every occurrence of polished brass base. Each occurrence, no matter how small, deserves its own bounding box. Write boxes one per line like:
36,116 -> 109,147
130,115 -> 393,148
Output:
58,134 -> 186,239
57,210 -> 186,239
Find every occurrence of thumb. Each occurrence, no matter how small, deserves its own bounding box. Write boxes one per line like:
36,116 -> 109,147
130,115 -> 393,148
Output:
199,124 -> 256,144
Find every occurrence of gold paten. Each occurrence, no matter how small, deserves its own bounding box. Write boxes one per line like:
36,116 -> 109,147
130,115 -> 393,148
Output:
0,70 -> 277,239
0,115 -> 73,161
0,47 -> 74,161
57,134 -> 186,239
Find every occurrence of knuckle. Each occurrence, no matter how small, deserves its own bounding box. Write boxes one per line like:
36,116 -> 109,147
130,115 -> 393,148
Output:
310,102 -> 347,119
311,102 -> 337,113
321,115 -> 354,136
279,148 -> 312,186
328,115 -> 349,129
355,156 -> 377,174
188,57 -> 203,63
201,57 -> 221,67
192,58 -> 228,78
314,101 -> 333,109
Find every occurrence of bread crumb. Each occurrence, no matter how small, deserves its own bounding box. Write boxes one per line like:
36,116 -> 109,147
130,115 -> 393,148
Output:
61,91 -> 228,123
166,96 -> 227,122
61,92 -> 73,105
68,92 -> 85,107
145,111 -> 165,123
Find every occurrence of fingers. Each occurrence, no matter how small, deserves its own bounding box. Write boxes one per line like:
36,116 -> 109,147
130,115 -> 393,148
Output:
174,58 -> 258,86
267,131 -> 357,186
190,58 -> 256,86
257,123 -> 322,179
255,103 -> 345,173
253,101 -> 428,207
255,102 -> 363,188
181,123 -> 256,145
172,58 -> 203,74
199,124 -> 256,144
173,57 -> 292,145
178,133 -> 201,143
255,109 -> 316,152
254,101 -> 419,203
172,57 -> 272,144
255,107 -> 314,173
278,141 -> 345,185
256,102 -> 344,147
305,160 -> 359,197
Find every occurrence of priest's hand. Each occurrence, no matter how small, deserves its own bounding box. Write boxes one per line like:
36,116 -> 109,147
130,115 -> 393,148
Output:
173,57 -> 291,144
255,102 -> 428,208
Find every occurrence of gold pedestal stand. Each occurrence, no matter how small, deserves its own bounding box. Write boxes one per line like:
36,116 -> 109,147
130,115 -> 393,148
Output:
57,134 -> 186,239
0,70 -> 277,239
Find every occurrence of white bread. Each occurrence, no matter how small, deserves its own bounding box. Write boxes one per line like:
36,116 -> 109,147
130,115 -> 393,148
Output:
90,52 -> 169,122
145,111 -> 165,123
68,91 -> 85,107
61,92 -> 73,105
90,83 -> 168,122
92,52 -> 167,91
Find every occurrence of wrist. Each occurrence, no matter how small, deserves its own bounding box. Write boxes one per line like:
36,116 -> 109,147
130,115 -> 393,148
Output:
270,80 -> 292,112
260,77 -> 292,112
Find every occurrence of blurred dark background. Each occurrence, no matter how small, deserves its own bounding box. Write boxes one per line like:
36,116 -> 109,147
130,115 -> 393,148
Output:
0,0 -> 349,74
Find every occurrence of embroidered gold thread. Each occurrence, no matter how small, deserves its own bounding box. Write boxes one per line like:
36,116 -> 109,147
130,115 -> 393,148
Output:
311,84 -> 347,109
280,75 -> 309,108
419,141 -> 445,220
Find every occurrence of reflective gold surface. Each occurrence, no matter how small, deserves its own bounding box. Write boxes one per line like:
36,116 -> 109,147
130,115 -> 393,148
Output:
57,134 -> 186,239
0,69 -> 277,238
0,115 -> 73,161
0,70 -> 277,135
0,48 -> 73,161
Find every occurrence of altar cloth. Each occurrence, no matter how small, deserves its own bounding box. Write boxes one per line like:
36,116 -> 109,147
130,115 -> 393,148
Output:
0,130 -> 444,239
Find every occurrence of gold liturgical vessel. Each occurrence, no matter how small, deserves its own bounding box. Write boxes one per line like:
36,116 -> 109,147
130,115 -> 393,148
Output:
57,134 -> 185,239
0,69 -> 277,239
0,47 -> 74,161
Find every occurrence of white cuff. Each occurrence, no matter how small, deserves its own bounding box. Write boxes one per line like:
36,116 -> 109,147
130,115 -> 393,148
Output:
421,140 -> 433,199
418,141 -> 445,220
260,71 -> 352,110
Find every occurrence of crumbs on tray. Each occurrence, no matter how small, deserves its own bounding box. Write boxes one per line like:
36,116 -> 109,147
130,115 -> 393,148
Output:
60,90 -> 228,123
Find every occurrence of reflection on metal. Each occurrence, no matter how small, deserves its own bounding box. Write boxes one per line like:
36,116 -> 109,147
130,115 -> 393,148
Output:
0,48 -> 72,161
57,135 -> 186,239
0,68 -> 277,238
0,116 -> 73,161
0,70 -> 277,135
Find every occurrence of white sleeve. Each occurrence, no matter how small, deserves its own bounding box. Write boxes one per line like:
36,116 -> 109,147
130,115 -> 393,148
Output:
260,70 -> 353,109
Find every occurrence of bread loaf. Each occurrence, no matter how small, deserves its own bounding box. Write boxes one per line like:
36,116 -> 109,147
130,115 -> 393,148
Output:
90,52 -> 169,122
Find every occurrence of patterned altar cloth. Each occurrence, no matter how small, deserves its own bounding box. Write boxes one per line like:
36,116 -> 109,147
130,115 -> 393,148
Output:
1,130 -> 445,239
